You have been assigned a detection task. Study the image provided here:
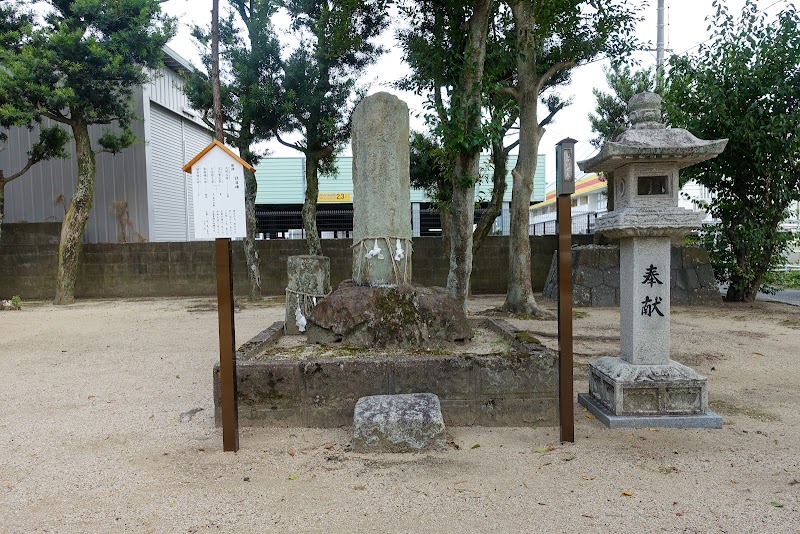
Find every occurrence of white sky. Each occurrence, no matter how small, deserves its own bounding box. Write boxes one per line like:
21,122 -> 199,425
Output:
160,0 -> 787,187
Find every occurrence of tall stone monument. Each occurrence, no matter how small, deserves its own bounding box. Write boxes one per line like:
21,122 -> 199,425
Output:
306,92 -> 471,347
577,92 -> 727,428
351,92 -> 412,287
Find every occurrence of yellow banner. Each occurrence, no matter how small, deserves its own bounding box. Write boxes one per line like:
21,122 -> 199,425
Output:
317,192 -> 352,203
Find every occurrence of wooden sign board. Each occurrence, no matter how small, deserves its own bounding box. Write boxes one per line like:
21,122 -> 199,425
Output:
183,140 -> 253,239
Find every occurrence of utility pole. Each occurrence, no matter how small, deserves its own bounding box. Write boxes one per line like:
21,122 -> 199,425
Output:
656,0 -> 666,91
211,0 -> 224,142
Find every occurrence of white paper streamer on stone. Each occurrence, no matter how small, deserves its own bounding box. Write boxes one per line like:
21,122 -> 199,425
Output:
295,305 -> 307,332
312,296 -> 317,306
365,238 -> 381,259
394,239 -> 404,261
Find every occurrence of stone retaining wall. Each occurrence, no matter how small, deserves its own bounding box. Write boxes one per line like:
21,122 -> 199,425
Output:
0,222 -> 593,299
214,319 -> 559,428
541,244 -> 721,306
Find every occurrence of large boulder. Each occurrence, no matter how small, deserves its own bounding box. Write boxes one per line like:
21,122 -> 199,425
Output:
306,283 -> 472,348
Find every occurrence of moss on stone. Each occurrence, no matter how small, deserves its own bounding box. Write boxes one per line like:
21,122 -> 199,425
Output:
515,331 -> 541,344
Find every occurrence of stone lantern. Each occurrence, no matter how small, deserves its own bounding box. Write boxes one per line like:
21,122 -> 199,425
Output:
577,92 -> 727,427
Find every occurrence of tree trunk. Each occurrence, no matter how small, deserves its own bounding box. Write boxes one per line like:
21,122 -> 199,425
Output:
472,140 -> 507,254
54,120 -> 95,305
446,0 -> 494,310
0,179 -> 5,243
503,2 -> 550,316
243,166 -> 261,299
303,155 -> 322,256
448,154 -> 478,309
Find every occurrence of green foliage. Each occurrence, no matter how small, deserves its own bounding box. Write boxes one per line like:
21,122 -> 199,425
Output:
410,130 -> 451,208
398,1 -> 497,167
0,0 -> 175,147
769,270 -> 800,290
588,64 -> 655,149
663,0 -> 800,301
11,295 -> 21,308
185,0 -> 284,163
280,0 -> 390,162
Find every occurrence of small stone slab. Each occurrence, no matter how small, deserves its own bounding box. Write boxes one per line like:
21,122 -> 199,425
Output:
353,393 -> 446,453
578,393 -> 723,429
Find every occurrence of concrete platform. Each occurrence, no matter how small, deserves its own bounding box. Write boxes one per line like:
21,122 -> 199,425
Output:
578,393 -> 723,429
214,318 -> 560,428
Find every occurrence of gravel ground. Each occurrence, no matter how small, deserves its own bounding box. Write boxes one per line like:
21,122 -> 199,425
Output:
1,295 -> 799,533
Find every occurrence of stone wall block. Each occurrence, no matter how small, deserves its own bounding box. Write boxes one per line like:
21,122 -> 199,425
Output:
592,284 -> 616,307
575,266 -> 603,288
671,246 -> 684,269
603,267 -> 620,288
683,246 -> 710,268
597,247 -> 620,270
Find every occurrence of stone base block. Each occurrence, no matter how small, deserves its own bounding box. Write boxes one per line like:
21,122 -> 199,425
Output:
352,393 -> 446,453
578,393 -> 722,429
588,356 -> 709,416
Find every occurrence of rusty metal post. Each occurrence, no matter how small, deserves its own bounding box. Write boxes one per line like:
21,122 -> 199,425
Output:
216,237 -> 239,452
557,195 -> 574,443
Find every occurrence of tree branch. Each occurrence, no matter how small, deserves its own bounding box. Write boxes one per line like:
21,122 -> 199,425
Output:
274,131 -> 303,153
1,158 -> 35,183
497,86 -> 520,101
42,111 -> 72,126
538,102 -> 566,128
535,61 -> 574,94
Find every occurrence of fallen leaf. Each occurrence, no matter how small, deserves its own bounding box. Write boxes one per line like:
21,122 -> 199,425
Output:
581,475 -> 596,481
752,352 -> 764,357
621,491 -> 633,497
169,501 -> 177,507
471,443 -> 480,449
581,514 -> 594,518
288,473 -> 298,481
675,512 -> 683,517
322,442 -> 335,450
561,453 -> 576,462
534,445 -> 554,454
770,501 -> 784,508
197,448 -> 205,452
87,396 -> 96,400
790,479 -> 800,486
586,414 -> 595,420
288,448 -> 296,457
243,477 -> 250,482
648,428 -> 659,432
353,485 -> 366,491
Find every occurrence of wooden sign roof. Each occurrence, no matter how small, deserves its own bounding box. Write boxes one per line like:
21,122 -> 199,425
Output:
182,139 -> 256,173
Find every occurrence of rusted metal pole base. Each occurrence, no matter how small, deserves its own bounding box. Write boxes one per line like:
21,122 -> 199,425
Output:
215,238 -> 239,452
557,195 -> 575,443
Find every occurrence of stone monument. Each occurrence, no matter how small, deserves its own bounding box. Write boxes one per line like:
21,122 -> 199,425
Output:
351,92 -> 412,287
306,92 -> 471,347
577,92 -> 727,428
284,255 -> 331,335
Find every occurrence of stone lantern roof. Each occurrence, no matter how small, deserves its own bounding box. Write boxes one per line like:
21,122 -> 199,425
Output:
578,92 -> 727,173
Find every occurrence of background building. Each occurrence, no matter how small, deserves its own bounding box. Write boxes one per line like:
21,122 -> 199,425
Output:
254,154 -> 546,239
0,46 -> 212,243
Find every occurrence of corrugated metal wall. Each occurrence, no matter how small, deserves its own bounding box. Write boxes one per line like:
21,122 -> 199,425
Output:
1,91 -> 149,243
255,158 -> 306,204
148,103 -> 211,242
1,59 -> 213,243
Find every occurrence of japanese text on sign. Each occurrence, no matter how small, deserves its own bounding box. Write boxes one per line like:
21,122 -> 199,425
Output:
189,145 -> 247,239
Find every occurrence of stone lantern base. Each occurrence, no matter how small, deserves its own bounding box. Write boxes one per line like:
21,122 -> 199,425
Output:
578,356 -> 722,428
